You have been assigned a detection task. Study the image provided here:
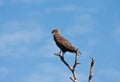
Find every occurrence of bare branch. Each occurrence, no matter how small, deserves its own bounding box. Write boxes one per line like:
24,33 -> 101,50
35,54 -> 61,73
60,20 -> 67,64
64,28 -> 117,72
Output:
54,53 -> 79,82
54,53 -> 73,71
72,54 -> 79,82
88,57 -> 95,82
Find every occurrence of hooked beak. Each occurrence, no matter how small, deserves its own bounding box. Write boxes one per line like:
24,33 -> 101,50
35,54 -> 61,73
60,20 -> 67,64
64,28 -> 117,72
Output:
52,32 -> 55,35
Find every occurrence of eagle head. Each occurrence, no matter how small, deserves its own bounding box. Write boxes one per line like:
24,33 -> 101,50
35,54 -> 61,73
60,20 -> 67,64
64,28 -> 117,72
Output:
52,29 -> 61,36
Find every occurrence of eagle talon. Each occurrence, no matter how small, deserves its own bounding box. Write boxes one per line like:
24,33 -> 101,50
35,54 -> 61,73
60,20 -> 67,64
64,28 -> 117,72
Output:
77,62 -> 80,64
54,53 -> 60,56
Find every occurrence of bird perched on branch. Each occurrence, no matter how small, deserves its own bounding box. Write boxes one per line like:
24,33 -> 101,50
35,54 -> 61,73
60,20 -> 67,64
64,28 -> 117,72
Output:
52,29 -> 81,56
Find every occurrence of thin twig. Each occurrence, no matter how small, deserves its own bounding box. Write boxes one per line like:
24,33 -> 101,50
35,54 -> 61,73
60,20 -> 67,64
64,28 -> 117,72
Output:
88,57 -> 95,82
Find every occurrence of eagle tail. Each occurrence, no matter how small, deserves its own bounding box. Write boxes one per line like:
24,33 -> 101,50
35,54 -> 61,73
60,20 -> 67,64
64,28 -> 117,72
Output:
75,48 -> 81,55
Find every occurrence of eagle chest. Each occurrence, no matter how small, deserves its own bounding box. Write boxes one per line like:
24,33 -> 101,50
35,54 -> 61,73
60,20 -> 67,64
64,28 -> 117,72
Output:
54,36 -> 67,53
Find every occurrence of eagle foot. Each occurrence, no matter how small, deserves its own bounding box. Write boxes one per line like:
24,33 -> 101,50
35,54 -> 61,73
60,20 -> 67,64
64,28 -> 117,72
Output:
54,53 -> 60,56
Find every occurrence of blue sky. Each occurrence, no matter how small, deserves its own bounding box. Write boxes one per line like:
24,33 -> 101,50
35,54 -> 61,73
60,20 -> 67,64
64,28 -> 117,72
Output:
0,0 -> 120,82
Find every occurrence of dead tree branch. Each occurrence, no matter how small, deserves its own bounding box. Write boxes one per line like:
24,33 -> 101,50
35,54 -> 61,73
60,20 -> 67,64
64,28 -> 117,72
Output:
88,57 -> 95,82
54,53 -> 79,82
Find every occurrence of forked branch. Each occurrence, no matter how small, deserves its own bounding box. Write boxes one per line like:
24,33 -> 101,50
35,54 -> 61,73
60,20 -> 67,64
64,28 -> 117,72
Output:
54,52 -> 79,82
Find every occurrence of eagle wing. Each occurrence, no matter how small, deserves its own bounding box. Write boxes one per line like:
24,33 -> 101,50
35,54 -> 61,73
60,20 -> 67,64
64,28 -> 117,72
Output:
54,36 -> 76,52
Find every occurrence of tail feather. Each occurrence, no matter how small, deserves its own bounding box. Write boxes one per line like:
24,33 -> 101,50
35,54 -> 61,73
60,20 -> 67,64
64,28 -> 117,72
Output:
75,49 -> 81,55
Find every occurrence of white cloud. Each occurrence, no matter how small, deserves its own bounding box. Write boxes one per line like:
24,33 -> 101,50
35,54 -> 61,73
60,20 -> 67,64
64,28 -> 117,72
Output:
0,30 -> 45,58
0,21 -> 48,58
0,21 -> 46,47
1,21 -> 43,32
0,30 -> 44,44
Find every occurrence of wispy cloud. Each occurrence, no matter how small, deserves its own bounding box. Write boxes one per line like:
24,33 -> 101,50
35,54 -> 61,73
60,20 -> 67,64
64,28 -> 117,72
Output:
0,30 -> 45,58
75,71 -> 88,82
64,13 -> 101,54
112,22 -> 120,43
0,21 -> 48,58
0,0 -> 46,5
0,67 -> 9,78
25,74 -> 54,82
45,5 -> 78,13
66,14 -> 95,36
23,63 -> 69,82
0,30 -> 45,44
10,0 -> 45,4
0,20 -> 58,59
45,4 -> 102,14
0,0 -> 5,6
114,27 -> 120,38
97,68 -> 120,82
87,38 -> 101,46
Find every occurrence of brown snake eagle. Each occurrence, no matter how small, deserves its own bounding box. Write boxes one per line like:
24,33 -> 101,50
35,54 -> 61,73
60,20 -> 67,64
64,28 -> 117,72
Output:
52,29 -> 81,56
